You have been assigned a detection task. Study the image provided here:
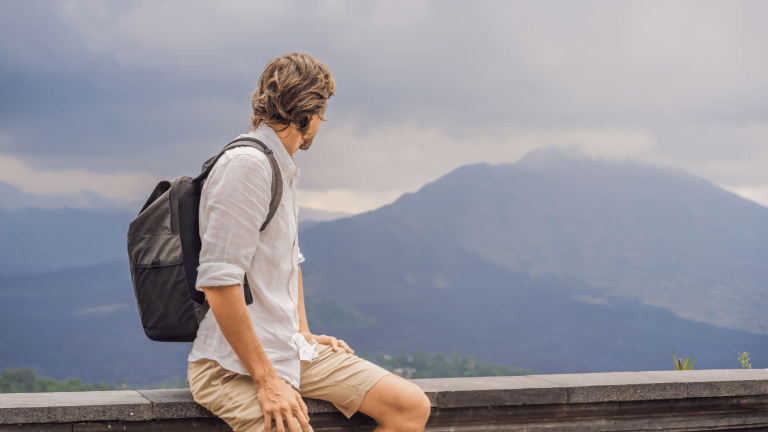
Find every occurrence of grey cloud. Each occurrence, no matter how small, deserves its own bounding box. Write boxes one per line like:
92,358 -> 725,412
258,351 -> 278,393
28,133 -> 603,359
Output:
1,0 -> 767,205
0,179 -> 137,210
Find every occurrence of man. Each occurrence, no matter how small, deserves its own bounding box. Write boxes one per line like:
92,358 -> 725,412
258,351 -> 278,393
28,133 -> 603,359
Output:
187,53 -> 431,432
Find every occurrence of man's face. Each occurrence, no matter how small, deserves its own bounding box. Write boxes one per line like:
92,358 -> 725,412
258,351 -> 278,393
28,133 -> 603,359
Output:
299,114 -> 322,151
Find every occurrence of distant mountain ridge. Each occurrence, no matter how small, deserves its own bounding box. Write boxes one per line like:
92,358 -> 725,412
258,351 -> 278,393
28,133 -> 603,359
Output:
299,207 -> 352,232
0,207 -> 136,274
0,204 -> 349,275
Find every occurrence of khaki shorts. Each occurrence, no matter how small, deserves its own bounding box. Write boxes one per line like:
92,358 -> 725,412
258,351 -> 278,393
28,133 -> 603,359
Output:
188,344 -> 391,432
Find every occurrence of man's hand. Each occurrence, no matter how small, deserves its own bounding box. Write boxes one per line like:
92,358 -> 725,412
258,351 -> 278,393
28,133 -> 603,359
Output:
300,332 -> 354,354
201,285 -> 310,432
257,375 -> 310,432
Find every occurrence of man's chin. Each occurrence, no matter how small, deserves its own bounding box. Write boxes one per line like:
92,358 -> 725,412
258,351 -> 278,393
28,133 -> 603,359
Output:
299,138 -> 314,151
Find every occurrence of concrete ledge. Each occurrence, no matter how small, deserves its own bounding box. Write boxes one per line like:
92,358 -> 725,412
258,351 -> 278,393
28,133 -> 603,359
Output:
0,391 -> 152,425
2,369 -> 768,431
414,375 -> 567,407
529,369 -> 768,402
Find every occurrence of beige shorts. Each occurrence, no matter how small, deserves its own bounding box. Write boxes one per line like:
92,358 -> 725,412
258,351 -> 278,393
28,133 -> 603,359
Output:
187,344 -> 391,432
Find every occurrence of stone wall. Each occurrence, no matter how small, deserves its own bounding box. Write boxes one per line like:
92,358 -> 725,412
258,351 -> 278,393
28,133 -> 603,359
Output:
2,369 -> 768,431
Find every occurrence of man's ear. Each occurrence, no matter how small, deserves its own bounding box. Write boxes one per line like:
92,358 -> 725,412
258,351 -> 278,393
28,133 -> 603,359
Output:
298,115 -> 310,130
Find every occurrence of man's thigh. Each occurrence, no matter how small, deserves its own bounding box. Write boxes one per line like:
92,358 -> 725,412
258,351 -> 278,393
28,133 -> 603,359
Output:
188,359 -> 307,432
299,344 -> 390,419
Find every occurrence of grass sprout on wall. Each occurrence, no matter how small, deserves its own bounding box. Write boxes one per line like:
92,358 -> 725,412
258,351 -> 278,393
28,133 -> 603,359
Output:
673,350 -> 695,371
738,352 -> 752,369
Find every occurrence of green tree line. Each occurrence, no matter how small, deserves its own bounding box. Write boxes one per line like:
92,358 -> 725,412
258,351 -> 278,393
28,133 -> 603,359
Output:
2,351 -> 529,393
366,350 -> 534,379
0,368 -> 188,393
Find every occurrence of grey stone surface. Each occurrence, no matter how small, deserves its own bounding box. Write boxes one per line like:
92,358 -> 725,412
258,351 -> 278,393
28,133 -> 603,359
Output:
302,398 -> 339,414
0,391 -> 152,425
0,424 -> 72,431
413,376 -> 566,407
6,370 -> 768,429
410,382 -> 439,407
72,418 -> 226,431
645,369 -> 768,398
136,389 -> 214,420
421,395 -> 768,431
135,389 -> 340,419
529,371 -> 688,403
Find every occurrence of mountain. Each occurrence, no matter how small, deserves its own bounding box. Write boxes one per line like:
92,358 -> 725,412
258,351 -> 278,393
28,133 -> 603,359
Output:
297,148 -> 768,370
303,148 -> 768,335
451,149 -> 768,334
3,148 -> 768,382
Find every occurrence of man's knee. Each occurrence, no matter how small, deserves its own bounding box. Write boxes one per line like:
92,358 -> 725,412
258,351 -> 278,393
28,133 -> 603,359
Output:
409,387 -> 431,425
361,375 -> 431,431
389,380 -> 431,430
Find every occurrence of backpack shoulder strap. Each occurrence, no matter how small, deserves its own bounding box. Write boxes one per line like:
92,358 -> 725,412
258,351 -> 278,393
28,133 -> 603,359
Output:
195,137 -> 283,232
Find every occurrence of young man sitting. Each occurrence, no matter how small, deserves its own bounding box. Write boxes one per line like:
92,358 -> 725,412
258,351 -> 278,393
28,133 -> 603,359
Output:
187,52 -> 431,432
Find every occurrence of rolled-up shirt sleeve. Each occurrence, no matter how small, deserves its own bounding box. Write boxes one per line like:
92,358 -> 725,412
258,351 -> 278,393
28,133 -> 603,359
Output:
297,245 -> 305,264
196,151 -> 272,290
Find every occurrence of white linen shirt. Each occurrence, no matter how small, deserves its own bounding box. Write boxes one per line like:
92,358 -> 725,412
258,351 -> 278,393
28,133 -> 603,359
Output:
188,125 -> 317,389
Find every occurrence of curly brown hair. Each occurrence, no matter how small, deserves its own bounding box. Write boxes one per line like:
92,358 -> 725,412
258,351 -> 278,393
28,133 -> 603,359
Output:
251,53 -> 335,135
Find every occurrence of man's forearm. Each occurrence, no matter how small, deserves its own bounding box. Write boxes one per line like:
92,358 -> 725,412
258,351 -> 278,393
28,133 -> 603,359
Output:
202,285 -> 278,386
297,265 -> 310,334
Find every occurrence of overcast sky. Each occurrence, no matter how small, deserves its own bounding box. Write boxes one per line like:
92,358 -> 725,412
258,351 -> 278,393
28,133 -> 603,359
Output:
1,0 -> 767,213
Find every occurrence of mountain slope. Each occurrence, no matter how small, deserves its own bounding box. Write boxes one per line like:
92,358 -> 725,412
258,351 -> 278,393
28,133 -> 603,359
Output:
299,201 -> 768,373
0,260 -> 374,384
306,149 -> 768,334
0,261 -> 190,384
4,240 -> 767,382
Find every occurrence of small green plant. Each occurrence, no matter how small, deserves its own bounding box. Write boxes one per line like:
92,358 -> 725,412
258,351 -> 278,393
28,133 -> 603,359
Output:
738,352 -> 752,369
673,350 -> 695,370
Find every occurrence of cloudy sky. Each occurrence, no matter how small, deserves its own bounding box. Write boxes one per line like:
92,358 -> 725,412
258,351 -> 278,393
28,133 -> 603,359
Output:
1,0 -> 767,213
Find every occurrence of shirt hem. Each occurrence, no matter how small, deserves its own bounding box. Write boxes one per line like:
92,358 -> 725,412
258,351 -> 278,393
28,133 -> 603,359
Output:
187,353 -> 301,389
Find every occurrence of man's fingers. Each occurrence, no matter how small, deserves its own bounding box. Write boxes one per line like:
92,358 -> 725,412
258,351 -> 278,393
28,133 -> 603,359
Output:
286,413 -> 300,432
315,335 -> 353,353
294,408 -> 311,432
296,392 -> 309,421
264,413 -> 272,432
337,340 -> 354,354
274,412 -> 286,432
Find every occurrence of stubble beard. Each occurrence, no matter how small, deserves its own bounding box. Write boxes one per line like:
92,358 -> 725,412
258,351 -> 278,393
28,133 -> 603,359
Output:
299,135 -> 314,151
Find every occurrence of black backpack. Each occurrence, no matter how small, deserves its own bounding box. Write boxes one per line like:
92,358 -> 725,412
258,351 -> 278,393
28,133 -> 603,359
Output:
127,137 -> 282,342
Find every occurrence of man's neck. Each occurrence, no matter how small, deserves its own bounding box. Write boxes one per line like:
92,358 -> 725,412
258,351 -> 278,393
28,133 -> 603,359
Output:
267,123 -> 301,156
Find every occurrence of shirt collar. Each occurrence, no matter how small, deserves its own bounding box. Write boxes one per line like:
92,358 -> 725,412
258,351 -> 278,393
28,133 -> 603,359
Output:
247,124 -> 298,180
